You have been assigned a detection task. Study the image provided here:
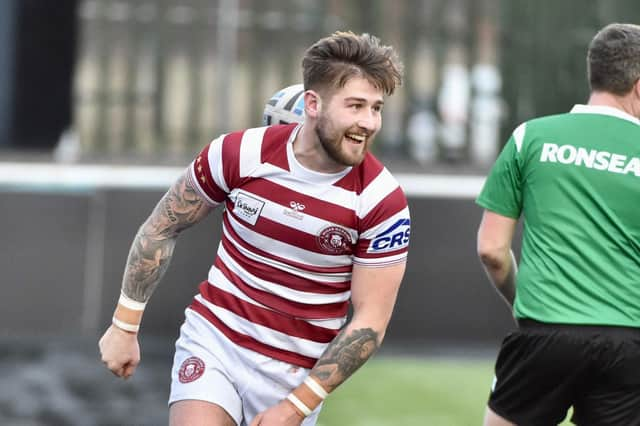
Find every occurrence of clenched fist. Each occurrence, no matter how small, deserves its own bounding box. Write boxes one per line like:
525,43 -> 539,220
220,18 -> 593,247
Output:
98,324 -> 140,379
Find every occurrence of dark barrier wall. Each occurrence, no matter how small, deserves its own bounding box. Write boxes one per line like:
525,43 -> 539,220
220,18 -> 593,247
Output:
392,197 -> 516,345
1,191 -> 89,335
0,189 -> 516,346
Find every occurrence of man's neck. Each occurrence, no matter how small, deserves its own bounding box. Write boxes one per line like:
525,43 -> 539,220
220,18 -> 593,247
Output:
588,91 -> 639,118
292,124 -> 348,174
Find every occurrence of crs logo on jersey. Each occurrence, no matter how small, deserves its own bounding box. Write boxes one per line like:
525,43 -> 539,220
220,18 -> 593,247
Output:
367,218 -> 411,253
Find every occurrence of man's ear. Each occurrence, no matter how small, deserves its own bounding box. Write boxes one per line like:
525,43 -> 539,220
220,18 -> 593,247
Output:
304,90 -> 321,119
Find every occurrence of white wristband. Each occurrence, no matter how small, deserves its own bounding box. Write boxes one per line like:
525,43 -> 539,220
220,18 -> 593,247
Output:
304,377 -> 328,399
112,317 -> 140,333
286,393 -> 312,417
118,292 -> 147,311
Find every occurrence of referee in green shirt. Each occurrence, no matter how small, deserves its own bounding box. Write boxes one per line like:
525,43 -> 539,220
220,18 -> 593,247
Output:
477,23 -> 640,426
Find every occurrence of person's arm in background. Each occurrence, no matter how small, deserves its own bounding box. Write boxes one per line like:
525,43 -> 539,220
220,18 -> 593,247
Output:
98,169 -> 212,379
477,209 -> 518,308
251,261 -> 407,426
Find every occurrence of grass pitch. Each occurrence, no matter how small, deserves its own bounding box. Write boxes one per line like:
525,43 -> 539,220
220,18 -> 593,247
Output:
317,357 -> 573,426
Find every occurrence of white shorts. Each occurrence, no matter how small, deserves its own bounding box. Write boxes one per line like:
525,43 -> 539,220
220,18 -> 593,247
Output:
169,309 -> 322,426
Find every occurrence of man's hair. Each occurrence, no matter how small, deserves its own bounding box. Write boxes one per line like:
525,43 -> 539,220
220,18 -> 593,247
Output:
302,31 -> 403,97
588,23 -> 640,95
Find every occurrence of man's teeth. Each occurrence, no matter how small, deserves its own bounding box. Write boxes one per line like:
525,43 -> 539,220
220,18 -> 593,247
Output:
347,134 -> 366,142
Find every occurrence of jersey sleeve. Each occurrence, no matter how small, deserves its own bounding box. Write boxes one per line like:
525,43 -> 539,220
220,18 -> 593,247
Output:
476,125 -> 524,218
353,172 -> 410,267
188,131 -> 245,207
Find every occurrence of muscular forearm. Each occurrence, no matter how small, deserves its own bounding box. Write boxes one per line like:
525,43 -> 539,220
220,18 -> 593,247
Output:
121,222 -> 178,303
281,322 -> 381,418
310,324 -> 380,392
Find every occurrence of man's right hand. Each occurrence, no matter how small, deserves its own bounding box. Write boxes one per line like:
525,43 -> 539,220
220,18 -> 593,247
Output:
98,324 -> 141,379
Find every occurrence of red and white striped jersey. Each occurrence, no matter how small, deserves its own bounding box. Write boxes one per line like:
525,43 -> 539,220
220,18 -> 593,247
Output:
186,124 -> 410,368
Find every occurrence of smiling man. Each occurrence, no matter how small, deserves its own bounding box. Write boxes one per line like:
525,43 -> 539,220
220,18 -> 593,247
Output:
99,31 -> 410,426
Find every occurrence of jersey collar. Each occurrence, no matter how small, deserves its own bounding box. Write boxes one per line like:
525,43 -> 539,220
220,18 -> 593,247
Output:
570,104 -> 640,126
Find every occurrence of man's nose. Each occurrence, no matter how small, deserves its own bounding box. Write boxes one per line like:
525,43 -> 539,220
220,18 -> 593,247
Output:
357,110 -> 379,131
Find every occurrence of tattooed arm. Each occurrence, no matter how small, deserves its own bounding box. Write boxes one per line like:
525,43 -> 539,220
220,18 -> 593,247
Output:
310,261 -> 407,389
250,261 -> 406,426
121,169 -> 211,302
99,169 -> 212,379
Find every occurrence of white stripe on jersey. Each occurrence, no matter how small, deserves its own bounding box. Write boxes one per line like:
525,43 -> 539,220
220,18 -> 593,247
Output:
208,134 -> 230,193
224,211 -> 354,269
307,317 -> 346,330
207,271 -> 347,330
513,123 -> 526,153
264,172 -> 358,208
239,127 -> 268,177
353,251 -> 407,266
358,167 -> 401,218
215,244 -> 352,304
194,294 -> 327,358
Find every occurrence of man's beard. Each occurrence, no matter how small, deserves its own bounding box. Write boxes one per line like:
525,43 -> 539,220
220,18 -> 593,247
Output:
315,114 -> 368,167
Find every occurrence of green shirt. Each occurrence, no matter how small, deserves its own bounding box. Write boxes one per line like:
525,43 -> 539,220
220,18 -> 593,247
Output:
477,105 -> 640,327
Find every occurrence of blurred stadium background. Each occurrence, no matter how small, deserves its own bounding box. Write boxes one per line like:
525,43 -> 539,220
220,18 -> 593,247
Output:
0,0 -> 638,424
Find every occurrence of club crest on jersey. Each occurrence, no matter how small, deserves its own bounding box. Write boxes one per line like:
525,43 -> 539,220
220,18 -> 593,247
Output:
232,192 -> 265,226
178,356 -> 205,383
317,226 -> 353,255
367,218 -> 411,253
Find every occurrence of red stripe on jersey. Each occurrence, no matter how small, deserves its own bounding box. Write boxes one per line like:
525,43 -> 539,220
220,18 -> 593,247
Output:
199,281 -> 338,342
221,212 -> 353,274
221,237 -> 350,294
333,152 -> 385,194
194,144 -> 227,203
238,178 -> 357,229
360,187 -> 408,230
261,124 -> 296,171
188,300 -> 317,368
222,130 -> 244,189
213,257 -> 349,319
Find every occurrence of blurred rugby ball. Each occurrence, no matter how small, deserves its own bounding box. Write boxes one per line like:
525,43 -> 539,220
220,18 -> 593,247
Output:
263,84 -> 305,125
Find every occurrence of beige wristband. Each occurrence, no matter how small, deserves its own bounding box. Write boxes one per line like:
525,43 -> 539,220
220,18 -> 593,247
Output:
286,393 -> 312,417
304,376 -> 328,399
112,316 -> 140,333
112,292 -> 146,333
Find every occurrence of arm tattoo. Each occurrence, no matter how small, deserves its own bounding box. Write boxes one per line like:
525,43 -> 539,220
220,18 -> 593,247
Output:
122,172 -> 210,302
310,327 -> 379,392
